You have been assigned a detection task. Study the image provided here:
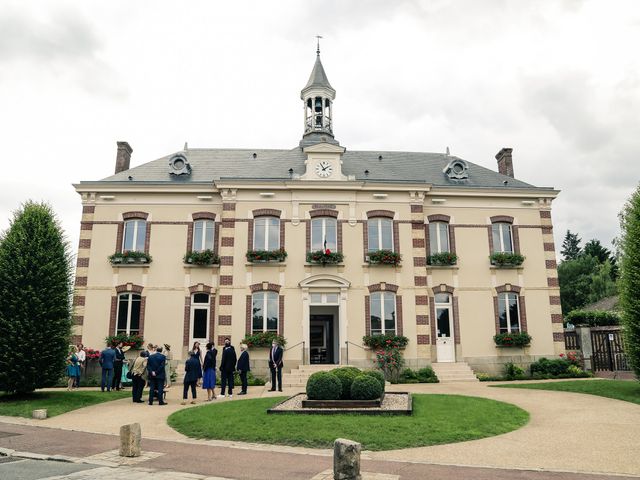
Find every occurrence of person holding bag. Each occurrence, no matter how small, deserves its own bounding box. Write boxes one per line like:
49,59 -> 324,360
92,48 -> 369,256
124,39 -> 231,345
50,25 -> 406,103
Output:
130,350 -> 148,403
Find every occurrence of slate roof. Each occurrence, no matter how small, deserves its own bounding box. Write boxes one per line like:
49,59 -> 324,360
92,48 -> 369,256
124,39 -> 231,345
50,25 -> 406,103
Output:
95,147 -> 541,189
302,55 -> 335,96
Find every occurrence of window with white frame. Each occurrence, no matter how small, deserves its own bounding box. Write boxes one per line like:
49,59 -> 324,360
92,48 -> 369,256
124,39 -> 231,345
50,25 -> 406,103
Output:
192,220 -> 215,252
254,217 -> 280,251
429,222 -> 450,254
498,292 -> 521,333
252,291 -> 278,333
191,293 -> 210,340
311,217 -> 337,251
123,219 -> 146,252
370,292 -> 396,335
116,293 -> 141,335
367,218 -> 393,251
492,222 -> 513,253
434,293 -> 452,338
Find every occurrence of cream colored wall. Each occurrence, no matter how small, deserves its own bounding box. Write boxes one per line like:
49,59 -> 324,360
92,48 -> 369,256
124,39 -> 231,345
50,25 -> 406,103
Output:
74,185 -> 560,372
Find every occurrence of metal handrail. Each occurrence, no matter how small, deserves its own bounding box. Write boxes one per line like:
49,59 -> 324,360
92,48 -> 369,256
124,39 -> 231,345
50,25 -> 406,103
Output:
285,341 -> 306,365
344,340 -> 367,365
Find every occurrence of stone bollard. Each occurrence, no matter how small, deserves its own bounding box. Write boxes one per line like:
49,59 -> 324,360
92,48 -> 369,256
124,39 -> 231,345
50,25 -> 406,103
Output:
333,438 -> 362,480
119,423 -> 141,457
32,409 -> 47,420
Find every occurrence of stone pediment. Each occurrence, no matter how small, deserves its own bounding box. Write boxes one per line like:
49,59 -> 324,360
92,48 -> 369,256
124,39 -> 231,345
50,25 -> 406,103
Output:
299,274 -> 350,289
303,143 -> 346,154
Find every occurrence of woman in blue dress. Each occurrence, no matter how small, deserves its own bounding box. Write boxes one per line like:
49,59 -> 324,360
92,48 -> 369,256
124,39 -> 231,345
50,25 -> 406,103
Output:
201,342 -> 218,401
66,346 -> 81,390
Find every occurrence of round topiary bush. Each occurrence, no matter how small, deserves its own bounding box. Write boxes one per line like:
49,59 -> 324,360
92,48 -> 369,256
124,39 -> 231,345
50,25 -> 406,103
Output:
331,366 -> 362,399
350,374 -> 384,400
306,371 -> 342,400
362,370 -> 385,392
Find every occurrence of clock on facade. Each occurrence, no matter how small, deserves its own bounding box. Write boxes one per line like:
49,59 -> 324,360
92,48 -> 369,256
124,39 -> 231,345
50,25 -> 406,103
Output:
315,160 -> 333,178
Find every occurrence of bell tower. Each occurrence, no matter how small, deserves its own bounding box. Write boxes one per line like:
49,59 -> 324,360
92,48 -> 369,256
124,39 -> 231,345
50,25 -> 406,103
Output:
300,39 -> 339,147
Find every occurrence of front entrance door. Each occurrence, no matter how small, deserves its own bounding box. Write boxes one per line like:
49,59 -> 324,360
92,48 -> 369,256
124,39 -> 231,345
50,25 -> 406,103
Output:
310,314 -> 334,364
435,294 -> 455,362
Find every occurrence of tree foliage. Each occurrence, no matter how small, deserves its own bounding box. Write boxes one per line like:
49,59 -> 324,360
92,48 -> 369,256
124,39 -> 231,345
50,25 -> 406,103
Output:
561,230 -> 582,261
618,185 -> 640,378
558,255 -> 617,314
0,202 -> 73,393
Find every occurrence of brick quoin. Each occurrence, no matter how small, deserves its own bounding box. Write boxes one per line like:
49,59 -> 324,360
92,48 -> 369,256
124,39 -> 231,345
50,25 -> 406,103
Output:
219,256 -> 234,266
220,275 -> 233,286
78,239 -> 91,249
413,257 -> 426,267
82,205 -> 95,214
553,332 -> 564,342
80,222 -> 93,231
222,203 -> 236,211
416,315 -> 428,325
218,315 -> 232,325
412,238 -> 425,248
73,296 -> 85,307
547,277 -> 560,287
410,205 -> 423,213
417,334 -> 430,345
545,259 -> 558,269
73,316 -> 84,325
219,295 -> 233,305
411,222 -> 424,230
75,277 -> 87,287
551,314 -> 563,323
77,258 -> 89,267
221,237 -> 235,247
414,276 -> 427,286
540,210 -> 552,219
544,242 -> 556,251
549,296 -> 561,305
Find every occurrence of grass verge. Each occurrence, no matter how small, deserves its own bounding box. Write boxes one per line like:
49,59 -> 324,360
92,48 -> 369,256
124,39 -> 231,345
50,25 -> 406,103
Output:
168,393 -> 529,451
0,390 -> 129,418
492,379 -> 640,405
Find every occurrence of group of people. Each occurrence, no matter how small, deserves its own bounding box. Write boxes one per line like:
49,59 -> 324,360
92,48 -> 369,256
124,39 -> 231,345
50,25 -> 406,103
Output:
93,338 -> 284,406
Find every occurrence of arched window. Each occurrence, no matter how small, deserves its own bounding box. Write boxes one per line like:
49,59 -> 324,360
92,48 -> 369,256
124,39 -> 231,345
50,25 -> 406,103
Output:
190,293 -> 210,341
254,217 -> 280,251
311,217 -> 337,251
429,222 -> 450,254
492,222 -> 513,253
116,293 -> 141,335
370,292 -> 396,335
123,219 -> 146,252
252,291 -> 279,333
368,218 -> 394,251
193,219 -> 215,252
498,292 -> 521,333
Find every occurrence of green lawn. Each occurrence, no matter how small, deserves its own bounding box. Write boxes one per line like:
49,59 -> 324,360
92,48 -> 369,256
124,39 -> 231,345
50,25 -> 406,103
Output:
168,394 -> 529,451
0,390 -> 129,418
493,379 -> 640,405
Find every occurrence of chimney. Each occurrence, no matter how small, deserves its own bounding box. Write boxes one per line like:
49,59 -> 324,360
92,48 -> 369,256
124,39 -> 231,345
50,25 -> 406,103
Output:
495,147 -> 514,178
115,141 -> 133,174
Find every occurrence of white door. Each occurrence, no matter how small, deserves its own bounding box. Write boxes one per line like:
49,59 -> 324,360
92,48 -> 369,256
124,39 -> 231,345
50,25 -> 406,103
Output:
190,293 -> 210,347
435,294 -> 455,363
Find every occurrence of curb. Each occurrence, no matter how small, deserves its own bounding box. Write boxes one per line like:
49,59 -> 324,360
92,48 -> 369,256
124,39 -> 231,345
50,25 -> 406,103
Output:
0,446 -> 118,467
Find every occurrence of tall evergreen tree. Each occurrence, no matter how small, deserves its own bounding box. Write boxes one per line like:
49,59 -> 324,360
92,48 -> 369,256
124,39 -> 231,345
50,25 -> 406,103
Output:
560,230 -> 582,261
583,239 -> 612,264
0,202 -> 73,393
619,185 -> 640,379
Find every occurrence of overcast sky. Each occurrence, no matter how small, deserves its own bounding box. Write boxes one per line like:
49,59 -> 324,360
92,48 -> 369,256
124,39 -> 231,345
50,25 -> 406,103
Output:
1,0 -> 639,257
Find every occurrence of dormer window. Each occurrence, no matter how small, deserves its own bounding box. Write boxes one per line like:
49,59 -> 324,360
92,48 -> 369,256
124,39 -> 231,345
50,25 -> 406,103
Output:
443,159 -> 469,180
169,154 -> 191,175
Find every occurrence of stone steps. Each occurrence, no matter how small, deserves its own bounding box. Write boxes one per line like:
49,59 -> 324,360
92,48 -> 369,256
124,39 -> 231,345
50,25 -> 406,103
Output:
431,361 -> 479,382
275,363 -> 344,388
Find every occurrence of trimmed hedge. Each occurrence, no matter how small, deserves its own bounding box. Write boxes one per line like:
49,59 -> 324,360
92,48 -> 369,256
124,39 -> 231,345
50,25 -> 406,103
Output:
362,370 -> 385,391
306,371 -> 342,400
565,310 -> 620,327
332,367 -> 362,400
350,375 -> 384,400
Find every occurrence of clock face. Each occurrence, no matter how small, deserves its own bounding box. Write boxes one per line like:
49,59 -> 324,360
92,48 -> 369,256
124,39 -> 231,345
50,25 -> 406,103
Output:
315,160 -> 333,178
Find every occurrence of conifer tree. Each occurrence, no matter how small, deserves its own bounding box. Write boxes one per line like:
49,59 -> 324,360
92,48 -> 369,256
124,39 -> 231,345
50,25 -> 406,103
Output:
0,202 -> 73,393
619,185 -> 640,379
560,230 -> 582,261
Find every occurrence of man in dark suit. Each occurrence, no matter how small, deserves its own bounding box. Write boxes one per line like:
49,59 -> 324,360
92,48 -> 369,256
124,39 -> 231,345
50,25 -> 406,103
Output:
147,346 -> 167,405
112,341 -> 126,391
99,345 -> 116,392
236,344 -> 250,395
268,340 -> 284,392
219,338 -> 237,397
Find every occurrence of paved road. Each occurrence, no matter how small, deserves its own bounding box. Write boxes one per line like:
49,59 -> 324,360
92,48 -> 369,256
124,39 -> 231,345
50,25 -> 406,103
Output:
0,422 -> 638,480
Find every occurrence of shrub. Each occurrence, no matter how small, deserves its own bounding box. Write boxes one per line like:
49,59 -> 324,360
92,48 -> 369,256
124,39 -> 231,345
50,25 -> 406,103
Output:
216,371 -> 266,387
417,367 -> 439,383
530,357 -> 572,376
332,367 -> 362,399
504,362 -> 526,380
306,372 -> 342,400
493,332 -> 532,347
564,310 -> 620,327
362,370 -> 385,391
362,334 -> 409,349
350,374 -> 384,400
184,249 -> 220,265
367,249 -> 402,266
374,348 -> 405,382
306,250 -> 344,265
242,332 -> 287,348
489,252 -> 525,267
427,252 -> 458,266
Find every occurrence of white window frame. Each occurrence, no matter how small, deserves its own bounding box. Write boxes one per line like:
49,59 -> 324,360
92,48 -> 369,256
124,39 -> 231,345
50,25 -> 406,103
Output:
115,292 -> 141,335
253,216 -> 280,251
368,218 -> 394,252
498,292 -> 521,333
311,217 -> 338,251
370,291 -> 397,335
434,293 -> 453,338
309,292 -> 340,305
192,219 -> 215,252
492,222 -> 513,253
190,293 -> 210,340
123,219 -> 146,252
429,222 -> 450,254
252,291 -> 279,333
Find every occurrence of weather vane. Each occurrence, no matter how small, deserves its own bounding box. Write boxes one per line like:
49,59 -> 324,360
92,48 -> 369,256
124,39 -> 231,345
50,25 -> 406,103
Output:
316,35 -> 323,55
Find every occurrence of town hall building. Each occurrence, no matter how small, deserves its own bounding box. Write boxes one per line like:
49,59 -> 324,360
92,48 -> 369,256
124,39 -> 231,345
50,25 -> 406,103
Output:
72,50 -> 564,376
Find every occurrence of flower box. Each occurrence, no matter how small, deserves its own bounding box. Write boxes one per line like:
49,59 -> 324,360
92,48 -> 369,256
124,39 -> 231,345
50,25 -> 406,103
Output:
246,249 -> 288,263
243,332 -> 287,348
427,252 -> 458,266
108,251 -> 152,265
306,249 -> 344,265
493,332 -> 532,347
367,250 -> 401,266
489,252 -> 525,267
184,249 -> 220,266
363,334 -> 409,350
105,334 -> 145,349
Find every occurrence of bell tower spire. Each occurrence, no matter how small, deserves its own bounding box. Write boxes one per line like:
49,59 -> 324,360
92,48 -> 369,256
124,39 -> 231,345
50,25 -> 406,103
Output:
300,39 -> 339,147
